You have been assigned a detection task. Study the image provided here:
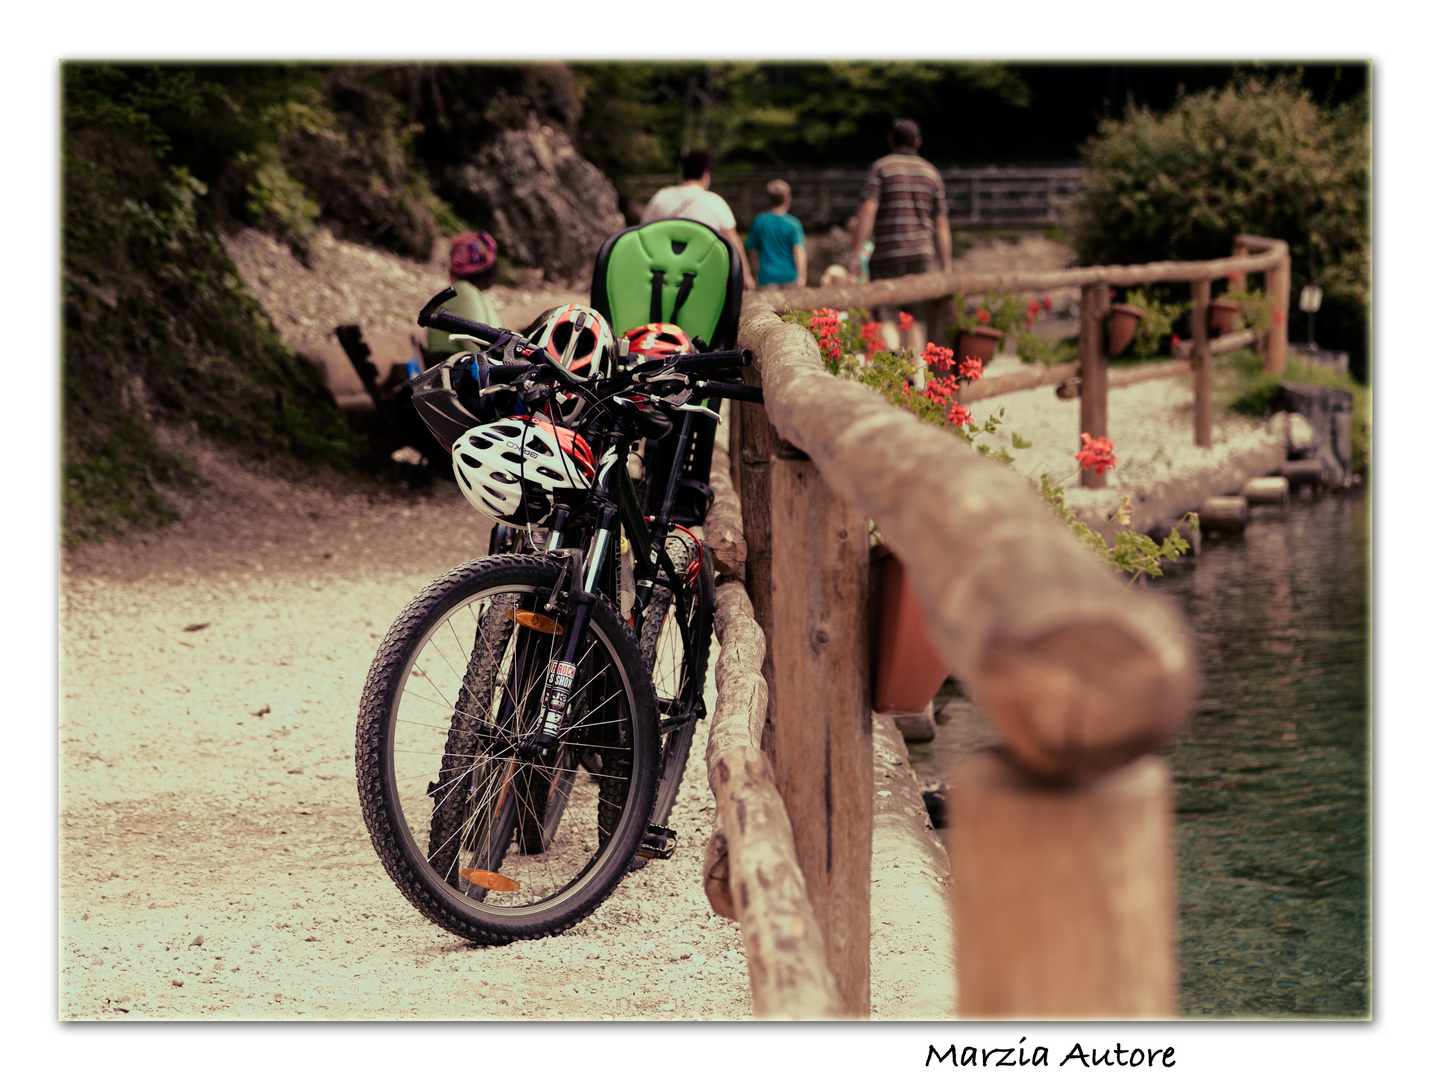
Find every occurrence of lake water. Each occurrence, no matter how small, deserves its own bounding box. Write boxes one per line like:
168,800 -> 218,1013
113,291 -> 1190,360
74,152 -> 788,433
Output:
908,486 -> 1370,1018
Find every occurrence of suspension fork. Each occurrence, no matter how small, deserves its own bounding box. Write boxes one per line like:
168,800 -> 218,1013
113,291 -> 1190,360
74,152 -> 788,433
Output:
529,433 -> 630,750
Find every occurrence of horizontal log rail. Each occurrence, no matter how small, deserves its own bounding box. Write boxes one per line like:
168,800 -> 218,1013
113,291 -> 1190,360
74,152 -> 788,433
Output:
1054,359 -> 1193,400
754,243 -> 1288,316
960,360 -> 1081,403
704,576 -> 841,1019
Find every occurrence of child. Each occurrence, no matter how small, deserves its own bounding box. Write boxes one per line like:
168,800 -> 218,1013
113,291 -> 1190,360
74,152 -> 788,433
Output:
744,180 -> 807,289
427,231 -> 501,357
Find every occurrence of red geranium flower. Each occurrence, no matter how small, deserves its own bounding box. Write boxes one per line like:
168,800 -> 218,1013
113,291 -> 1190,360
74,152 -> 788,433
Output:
947,403 -> 973,427
958,356 -> 984,381
921,342 -> 955,372
1075,432 -> 1119,474
898,311 -> 915,332
975,308 -> 991,325
1043,296 -> 1053,310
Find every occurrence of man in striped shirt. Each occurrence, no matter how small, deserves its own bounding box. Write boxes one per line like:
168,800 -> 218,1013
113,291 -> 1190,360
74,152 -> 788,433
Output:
848,119 -> 953,360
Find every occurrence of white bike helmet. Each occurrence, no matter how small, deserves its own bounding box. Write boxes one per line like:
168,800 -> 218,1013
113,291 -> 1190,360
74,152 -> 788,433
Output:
524,304 -> 617,422
451,415 -> 596,526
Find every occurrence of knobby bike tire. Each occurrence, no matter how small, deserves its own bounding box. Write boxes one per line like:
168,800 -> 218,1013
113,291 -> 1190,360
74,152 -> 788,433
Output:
356,554 -> 658,944
638,536 -> 716,834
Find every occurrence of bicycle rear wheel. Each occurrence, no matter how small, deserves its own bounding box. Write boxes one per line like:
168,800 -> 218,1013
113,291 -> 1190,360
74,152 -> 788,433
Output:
357,554 -> 658,944
639,535 -> 716,831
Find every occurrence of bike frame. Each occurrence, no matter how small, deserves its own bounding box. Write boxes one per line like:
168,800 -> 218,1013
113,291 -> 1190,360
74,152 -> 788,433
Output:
496,412 -> 702,752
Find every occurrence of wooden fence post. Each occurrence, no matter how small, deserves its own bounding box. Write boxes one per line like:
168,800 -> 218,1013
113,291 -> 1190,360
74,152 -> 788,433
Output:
768,453 -> 873,1017
951,749 -> 1178,1017
1265,250 -> 1291,377
927,295 -> 956,355
1191,278 -> 1212,448
1078,283 -> 1110,488
737,362 -> 779,754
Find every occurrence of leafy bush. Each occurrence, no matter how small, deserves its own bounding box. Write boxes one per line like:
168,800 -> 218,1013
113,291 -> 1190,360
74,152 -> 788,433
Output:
1072,73 -> 1369,381
62,64 -> 360,546
1120,288 -> 1190,360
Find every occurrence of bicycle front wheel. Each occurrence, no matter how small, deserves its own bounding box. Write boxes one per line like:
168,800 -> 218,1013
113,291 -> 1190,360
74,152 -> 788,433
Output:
356,554 -> 658,944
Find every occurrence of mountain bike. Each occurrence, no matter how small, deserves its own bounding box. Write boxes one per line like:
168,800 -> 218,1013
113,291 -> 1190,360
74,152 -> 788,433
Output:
355,290 -> 761,943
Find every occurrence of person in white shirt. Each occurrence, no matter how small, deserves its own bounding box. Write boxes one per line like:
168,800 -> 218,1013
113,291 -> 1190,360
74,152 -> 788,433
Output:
640,149 -> 756,291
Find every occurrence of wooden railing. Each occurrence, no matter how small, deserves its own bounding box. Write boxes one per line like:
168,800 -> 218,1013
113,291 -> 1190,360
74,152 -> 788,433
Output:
755,234 -> 1291,488
626,165 -> 1086,231
700,236 -> 1290,1018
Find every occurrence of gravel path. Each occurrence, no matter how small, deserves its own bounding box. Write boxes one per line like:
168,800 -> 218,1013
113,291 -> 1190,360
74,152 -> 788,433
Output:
59,435 -> 754,1020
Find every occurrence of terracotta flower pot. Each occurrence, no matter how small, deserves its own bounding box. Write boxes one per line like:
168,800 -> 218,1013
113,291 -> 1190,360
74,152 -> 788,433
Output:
869,544 -> 948,714
1106,303 -> 1144,357
1209,298 -> 1240,338
953,326 -> 1005,366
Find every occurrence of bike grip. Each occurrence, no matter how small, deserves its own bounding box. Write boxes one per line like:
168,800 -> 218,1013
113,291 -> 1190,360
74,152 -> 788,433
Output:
426,309 -> 501,343
485,361 -> 535,382
417,287 -> 457,327
671,349 -> 753,374
695,381 -> 764,404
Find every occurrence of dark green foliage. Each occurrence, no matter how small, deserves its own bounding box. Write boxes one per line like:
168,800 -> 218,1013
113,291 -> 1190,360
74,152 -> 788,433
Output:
570,62 -> 1031,173
61,63 -> 360,547
1071,72 -> 1369,382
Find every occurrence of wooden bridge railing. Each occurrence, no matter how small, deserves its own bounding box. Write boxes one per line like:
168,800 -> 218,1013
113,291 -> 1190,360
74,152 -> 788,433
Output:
700,236 -> 1290,1017
754,233 -> 1291,488
702,312 -> 1202,1017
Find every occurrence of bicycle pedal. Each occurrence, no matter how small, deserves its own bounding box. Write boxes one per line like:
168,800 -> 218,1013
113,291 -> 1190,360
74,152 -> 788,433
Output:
638,825 -> 678,860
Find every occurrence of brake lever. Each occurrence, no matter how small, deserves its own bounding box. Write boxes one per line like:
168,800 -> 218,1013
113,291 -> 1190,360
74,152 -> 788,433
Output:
675,402 -> 722,422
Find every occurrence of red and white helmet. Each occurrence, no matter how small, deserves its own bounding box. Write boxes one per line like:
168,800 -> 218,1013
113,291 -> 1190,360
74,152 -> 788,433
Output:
622,322 -> 693,361
523,305 -> 617,423
451,414 -> 595,526
525,305 -> 617,378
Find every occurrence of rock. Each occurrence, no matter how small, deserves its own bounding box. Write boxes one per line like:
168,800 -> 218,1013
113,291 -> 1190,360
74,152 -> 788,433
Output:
1278,383 -> 1355,485
1269,408 -> 1320,457
1241,476 -> 1290,505
449,120 -> 625,286
1198,495 -> 1248,533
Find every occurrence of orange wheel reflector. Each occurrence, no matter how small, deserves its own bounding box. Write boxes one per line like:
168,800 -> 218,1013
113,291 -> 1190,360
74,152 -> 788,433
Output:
506,609 -> 563,634
461,867 -> 521,892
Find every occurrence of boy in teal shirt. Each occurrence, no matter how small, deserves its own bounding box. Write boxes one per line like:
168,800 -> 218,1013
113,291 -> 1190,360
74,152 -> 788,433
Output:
745,180 -> 807,289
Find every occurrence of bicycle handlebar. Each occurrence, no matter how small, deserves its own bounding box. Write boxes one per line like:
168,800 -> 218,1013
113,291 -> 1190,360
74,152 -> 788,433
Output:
417,289 -> 764,417
694,380 -> 764,404
669,349 -> 753,374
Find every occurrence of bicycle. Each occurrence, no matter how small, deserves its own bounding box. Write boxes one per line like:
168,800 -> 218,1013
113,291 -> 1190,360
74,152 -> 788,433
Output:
355,289 -> 762,943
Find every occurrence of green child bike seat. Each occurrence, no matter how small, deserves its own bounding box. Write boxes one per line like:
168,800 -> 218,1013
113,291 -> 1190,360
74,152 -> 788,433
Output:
589,219 -> 744,350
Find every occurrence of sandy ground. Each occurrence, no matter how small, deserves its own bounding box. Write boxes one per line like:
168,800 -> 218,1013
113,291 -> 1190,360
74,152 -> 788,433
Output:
59,435 -> 757,1021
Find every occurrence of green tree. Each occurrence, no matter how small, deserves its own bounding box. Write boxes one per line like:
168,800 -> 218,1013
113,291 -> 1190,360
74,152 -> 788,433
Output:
1071,72 -> 1369,381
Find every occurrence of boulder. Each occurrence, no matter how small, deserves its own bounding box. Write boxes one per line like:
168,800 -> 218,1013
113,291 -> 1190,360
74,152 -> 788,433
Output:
449,120 -> 625,287
1276,382 -> 1355,485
